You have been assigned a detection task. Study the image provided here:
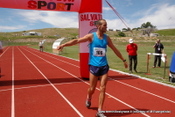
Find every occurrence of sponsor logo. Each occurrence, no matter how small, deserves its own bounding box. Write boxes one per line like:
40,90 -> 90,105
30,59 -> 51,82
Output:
80,13 -> 102,26
28,0 -> 75,11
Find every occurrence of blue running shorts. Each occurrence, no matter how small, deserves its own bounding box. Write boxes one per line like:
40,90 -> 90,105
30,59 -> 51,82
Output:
89,65 -> 109,76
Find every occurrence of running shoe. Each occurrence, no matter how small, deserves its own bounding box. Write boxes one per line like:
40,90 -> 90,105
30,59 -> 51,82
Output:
85,99 -> 91,108
96,111 -> 106,117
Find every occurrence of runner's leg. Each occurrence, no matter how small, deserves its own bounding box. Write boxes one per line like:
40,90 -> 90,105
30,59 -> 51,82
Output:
98,73 -> 108,111
87,73 -> 98,99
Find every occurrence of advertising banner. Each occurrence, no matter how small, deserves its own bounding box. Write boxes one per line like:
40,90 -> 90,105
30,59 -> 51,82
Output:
79,13 -> 102,53
79,12 -> 102,78
0,0 -> 102,78
0,0 -> 81,12
78,0 -> 102,78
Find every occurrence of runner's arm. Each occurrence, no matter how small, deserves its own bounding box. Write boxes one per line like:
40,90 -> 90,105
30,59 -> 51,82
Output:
57,34 -> 92,51
107,36 -> 128,68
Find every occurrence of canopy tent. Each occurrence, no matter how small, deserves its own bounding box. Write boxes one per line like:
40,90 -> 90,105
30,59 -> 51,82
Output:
52,38 -> 66,54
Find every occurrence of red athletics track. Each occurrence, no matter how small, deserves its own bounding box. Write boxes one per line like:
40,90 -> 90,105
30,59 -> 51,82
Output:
0,46 -> 175,117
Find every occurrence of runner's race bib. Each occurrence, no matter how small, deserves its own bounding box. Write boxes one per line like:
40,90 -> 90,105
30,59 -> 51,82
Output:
93,47 -> 106,56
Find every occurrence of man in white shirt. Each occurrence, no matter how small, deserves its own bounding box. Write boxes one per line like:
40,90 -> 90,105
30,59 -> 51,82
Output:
38,41 -> 44,52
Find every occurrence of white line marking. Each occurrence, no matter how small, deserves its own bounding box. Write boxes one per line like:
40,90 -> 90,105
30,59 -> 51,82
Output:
109,77 -> 175,104
111,69 -> 175,89
22,47 -> 150,117
17,47 -> 83,117
0,47 -> 9,58
26,47 -> 175,103
11,47 -> 15,117
0,81 -> 85,92
31,48 -> 79,68
23,46 -> 175,116
29,47 -> 175,88
104,92 -> 150,117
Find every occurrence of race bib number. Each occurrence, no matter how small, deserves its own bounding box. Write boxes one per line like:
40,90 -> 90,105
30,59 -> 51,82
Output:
93,47 -> 106,56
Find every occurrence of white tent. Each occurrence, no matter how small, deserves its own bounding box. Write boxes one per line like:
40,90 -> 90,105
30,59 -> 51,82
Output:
52,38 -> 66,54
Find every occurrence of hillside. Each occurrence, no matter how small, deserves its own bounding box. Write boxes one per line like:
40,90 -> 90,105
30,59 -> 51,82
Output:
0,28 -> 175,43
155,29 -> 175,36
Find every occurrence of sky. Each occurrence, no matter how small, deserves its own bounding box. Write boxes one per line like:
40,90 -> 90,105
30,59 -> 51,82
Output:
0,0 -> 175,32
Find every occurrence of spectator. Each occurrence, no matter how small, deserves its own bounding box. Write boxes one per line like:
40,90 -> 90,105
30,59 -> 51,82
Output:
153,39 -> 164,68
126,39 -> 138,73
39,41 -> 44,52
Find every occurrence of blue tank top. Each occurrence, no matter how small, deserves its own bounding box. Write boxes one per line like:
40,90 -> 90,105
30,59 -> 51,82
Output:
89,32 -> 108,67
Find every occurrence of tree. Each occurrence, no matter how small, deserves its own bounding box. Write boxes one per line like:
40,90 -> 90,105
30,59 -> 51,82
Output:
141,22 -> 156,37
118,32 -> 126,37
122,27 -> 131,32
141,22 -> 156,28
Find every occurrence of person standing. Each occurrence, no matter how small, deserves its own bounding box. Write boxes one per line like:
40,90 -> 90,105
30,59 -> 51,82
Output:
38,41 -> 44,52
126,39 -> 138,73
57,19 -> 128,116
153,39 -> 164,68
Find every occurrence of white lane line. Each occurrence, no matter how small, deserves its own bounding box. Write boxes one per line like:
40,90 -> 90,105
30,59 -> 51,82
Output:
28,46 -> 175,89
22,47 -> 150,117
30,47 -> 79,68
0,81 -> 85,92
11,47 -> 15,117
0,46 -> 9,57
93,85 -> 151,117
110,77 -> 175,104
17,47 -> 83,117
27,46 -> 175,88
111,69 -> 175,89
25,47 -> 175,104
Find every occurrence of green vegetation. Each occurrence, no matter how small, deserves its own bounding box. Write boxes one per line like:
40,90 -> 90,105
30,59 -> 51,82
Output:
117,32 -> 126,37
0,28 -> 78,41
1,28 -> 175,86
57,42 -> 175,86
155,29 -> 175,36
